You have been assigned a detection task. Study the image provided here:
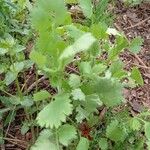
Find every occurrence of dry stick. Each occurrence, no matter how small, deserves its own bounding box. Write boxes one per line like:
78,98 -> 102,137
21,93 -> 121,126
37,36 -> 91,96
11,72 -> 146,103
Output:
25,76 -> 46,94
3,137 -> 27,144
21,73 -> 34,92
5,139 -> 27,149
124,16 -> 150,30
132,63 -> 150,70
0,120 -> 5,150
133,54 -> 148,68
66,66 -> 80,74
4,106 -> 16,139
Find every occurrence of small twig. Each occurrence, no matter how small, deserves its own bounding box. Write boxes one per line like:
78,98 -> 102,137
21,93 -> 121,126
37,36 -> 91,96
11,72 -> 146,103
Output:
132,63 -> 150,70
0,120 -> 5,150
66,66 -> 80,74
4,106 -> 16,138
124,16 -> 150,30
5,139 -> 27,149
21,74 -> 34,92
25,76 -> 46,94
3,137 -> 27,144
133,54 -> 148,68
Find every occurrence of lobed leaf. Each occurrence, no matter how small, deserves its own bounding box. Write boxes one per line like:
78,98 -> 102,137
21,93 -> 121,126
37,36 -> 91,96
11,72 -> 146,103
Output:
37,93 -> 73,128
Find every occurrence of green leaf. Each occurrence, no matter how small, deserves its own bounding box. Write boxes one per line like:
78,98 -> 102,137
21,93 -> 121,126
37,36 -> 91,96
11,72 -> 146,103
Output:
76,137 -> 89,150
99,138 -> 108,150
5,71 -> 17,85
131,67 -> 144,86
59,33 -> 96,60
65,0 -> 78,4
69,74 -> 81,89
65,25 -> 84,40
31,0 -> 69,30
21,123 -> 29,135
21,96 -> 34,107
10,62 -> 24,73
84,94 -> 102,113
33,90 -> 51,101
0,48 -> 8,55
106,120 -> 127,142
90,23 -> 108,39
129,118 -> 141,131
30,50 -> 47,68
71,88 -> 85,101
79,61 -> 92,74
108,36 -> 128,60
106,28 -> 120,36
146,141 -> 150,150
129,37 -> 143,54
79,0 -> 92,18
37,93 -> 73,128
92,63 -> 107,75
145,122 -> 150,140
31,129 -> 57,150
76,106 -> 89,123
58,124 -> 77,146
94,77 -> 123,107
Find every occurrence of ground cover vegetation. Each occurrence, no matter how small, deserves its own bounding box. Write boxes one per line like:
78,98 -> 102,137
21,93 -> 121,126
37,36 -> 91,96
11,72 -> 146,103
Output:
0,0 -> 150,149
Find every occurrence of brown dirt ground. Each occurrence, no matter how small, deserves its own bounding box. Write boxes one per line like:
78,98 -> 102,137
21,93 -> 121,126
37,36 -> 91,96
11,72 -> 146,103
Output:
114,2 -> 150,112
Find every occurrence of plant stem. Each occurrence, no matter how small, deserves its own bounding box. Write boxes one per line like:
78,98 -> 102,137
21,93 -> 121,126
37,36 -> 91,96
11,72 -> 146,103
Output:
15,77 -> 23,99
55,129 -> 60,150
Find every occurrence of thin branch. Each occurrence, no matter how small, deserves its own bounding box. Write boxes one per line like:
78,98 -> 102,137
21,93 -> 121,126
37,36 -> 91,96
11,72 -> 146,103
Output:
124,16 -> 150,30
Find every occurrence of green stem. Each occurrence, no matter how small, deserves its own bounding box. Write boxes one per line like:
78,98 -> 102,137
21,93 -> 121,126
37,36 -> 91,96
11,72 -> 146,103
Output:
0,88 -> 15,97
55,129 -> 60,150
24,108 -> 35,144
15,77 -> 23,99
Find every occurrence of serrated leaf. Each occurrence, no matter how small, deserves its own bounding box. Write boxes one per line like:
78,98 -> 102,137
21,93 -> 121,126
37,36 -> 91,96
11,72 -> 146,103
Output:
33,90 -> 51,101
79,61 -> 92,74
31,0 -> 68,30
58,124 -> 77,146
37,93 -> 73,128
145,122 -> 150,140
129,118 -> 141,131
94,77 -> 123,107
76,106 -> 89,123
30,129 -> 57,150
131,67 -> 144,86
76,137 -> 89,150
108,36 -> 129,60
92,63 -> 107,74
129,37 -> 143,54
69,74 -> 81,89
71,88 -> 85,101
65,25 -> 84,40
79,0 -> 93,18
59,33 -> 96,60
106,120 -> 127,142
99,138 -> 108,150
30,50 -> 47,68
90,23 -> 108,39
84,94 -> 102,113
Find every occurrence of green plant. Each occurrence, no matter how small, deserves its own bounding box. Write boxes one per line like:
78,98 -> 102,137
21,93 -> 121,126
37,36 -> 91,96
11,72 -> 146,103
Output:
0,0 -> 149,149
26,0 -> 149,149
